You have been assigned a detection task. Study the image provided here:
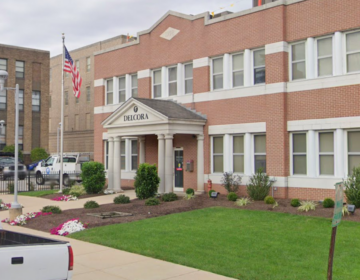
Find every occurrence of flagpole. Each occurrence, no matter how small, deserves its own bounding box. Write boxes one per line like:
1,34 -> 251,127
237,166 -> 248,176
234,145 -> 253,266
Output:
59,33 -> 65,193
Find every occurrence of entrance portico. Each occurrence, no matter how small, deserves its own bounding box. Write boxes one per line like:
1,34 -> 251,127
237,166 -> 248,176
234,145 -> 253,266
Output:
102,98 -> 207,194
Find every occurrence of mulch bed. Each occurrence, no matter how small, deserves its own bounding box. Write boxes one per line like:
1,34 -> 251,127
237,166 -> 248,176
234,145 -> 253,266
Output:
23,194 -> 360,234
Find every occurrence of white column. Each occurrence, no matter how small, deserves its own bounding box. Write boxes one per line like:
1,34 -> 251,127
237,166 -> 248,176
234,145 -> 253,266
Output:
306,37 -> 315,79
106,137 -> 114,193
244,49 -> 251,87
223,134 -> 231,172
197,134 -> 205,192
244,133 -> 252,175
113,136 -> 122,192
223,53 -> 231,90
158,134 -> 165,193
307,130 -> 316,177
335,129 -> 345,178
125,74 -> 131,100
177,63 -> 184,96
334,32 -> 343,76
139,136 -> 145,164
164,134 -> 173,193
161,66 -> 168,98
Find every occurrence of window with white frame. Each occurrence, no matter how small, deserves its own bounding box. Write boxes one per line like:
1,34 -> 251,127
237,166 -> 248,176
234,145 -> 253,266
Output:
346,31 -> 360,73
86,57 -> 91,72
292,133 -> 307,175
0,59 -> 7,71
317,37 -> 333,77
254,135 -> 266,172
131,140 -> 138,170
153,70 -> 162,98
232,53 -> 244,87
0,90 -> 6,110
18,125 -> 23,150
291,42 -> 306,80
106,79 -> 113,105
121,140 -> 126,170
32,91 -> 40,112
184,63 -> 193,94
16,61 -> 24,78
348,131 -> 360,174
168,66 -> 177,96
212,57 -> 223,90
233,135 -> 244,173
119,76 -> 126,102
212,136 -> 223,173
19,89 -> 24,111
319,132 -> 334,175
131,74 -> 138,97
253,49 -> 265,84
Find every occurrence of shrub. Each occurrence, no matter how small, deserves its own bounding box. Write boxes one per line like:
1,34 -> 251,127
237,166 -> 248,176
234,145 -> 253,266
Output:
81,162 -> 106,194
235,198 -> 251,207
30,147 -> 49,162
298,200 -> 318,212
323,198 -> 335,208
291,199 -> 301,207
186,188 -> 195,195
145,198 -> 160,206
208,190 -> 216,197
220,172 -> 241,193
41,205 -> 62,214
162,193 -> 178,202
246,168 -> 273,200
84,200 -> 99,209
227,192 -> 238,201
69,185 -> 86,197
344,166 -> 360,208
134,163 -> 160,199
62,188 -> 70,195
114,195 -> 130,204
183,194 -> 195,200
3,145 -> 23,160
7,182 -> 14,194
264,196 -> 275,204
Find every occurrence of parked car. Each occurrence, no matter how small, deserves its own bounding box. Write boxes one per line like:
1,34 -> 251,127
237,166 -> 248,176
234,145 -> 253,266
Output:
0,157 -> 23,171
2,163 -> 27,180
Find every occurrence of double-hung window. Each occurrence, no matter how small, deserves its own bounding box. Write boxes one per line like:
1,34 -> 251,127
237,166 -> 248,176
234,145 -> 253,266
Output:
232,53 -> 244,87
121,140 -> 126,170
346,31 -> 360,73
292,133 -> 307,175
184,63 -> 193,94
291,42 -> 306,80
32,91 -> 40,112
0,90 -> 6,110
348,131 -> 360,174
131,74 -> 138,97
86,57 -> 91,72
0,59 -> 7,71
253,49 -> 265,84
153,70 -> 162,98
317,37 -> 333,77
19,90 -> 24,111
16,61 -> 24,78
75,60 -> 80,71
212,136 -> 224,173
212,57 -> 223,90
86,87 -> 91,102
0,125 -> 5,150
168,66 -> 177,96
319,132 -> 334,175
119,76 -> 126,102
65,91 -> 69,105
131,140 -> 138,170
233,135 -> 244,173
254,135 -> 266,172
106,79 -> 113,105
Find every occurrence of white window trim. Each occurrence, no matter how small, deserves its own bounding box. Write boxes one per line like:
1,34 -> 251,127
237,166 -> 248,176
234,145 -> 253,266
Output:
315,131 -> 335,177
346,129 -> 360,175
118,76 -> 126,103
252,48 -> 266,86
130,73 -> 138,97
230,134 -> 245,174
289,41 -> 307,81
168,65 -> 178,96
253,134 -> 266,173
130,139 -> 138,171
344,29 -> 360,74
211,135 -> 224,174
86,57 -> 91,72
105,78 -> 114,105
210,56 -> 224,91
152,68 -> 162,98
315,35 -> 334,78
230,52 -> 245,89
183,62 -> 193,94
290,132 -> 307,177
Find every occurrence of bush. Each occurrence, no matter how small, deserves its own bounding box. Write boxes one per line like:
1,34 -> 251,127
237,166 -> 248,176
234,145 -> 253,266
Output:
41,205 -> 62,214
298,201 -> 318,212
62,188 -> 70,195
69,185 -> 86,197
246,168 -> 273,200
227,192 -> 238,201
30,147 -> 49,162
186,188 -> 195,195
113,195 -> 130,204
264,196 -> 275,204
7,182 -> 14,194
235,198 -> 251,207
344,166 -> 360,208
134,163 -> 160,199
3,145 -> 23,160
220,172 -> 241,193
162,193 -> 178,202
145,198 -> 160,206
208,190 -> 216,197
183,194 -> 195,200
323,198 -> 335,208
84,200 -> 99,209
291,199 -> 301,207
81,162 -> 106,194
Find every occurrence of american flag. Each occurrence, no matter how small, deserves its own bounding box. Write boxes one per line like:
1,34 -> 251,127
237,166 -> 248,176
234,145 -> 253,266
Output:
64,46 -> 82,98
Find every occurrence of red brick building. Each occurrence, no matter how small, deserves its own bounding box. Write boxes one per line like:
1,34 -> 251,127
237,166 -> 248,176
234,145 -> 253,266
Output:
93,0 -> 360,199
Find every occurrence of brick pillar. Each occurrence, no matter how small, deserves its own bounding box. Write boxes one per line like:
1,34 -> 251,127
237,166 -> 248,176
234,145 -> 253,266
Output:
193,66 -> 210,94
138,77 -> 151,99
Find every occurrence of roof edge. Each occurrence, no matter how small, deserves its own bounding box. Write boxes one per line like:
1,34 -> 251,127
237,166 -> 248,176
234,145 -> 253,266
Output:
0,43 -> 49,54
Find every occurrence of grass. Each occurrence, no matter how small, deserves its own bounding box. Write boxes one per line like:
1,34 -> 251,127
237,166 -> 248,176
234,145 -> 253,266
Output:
18,190 -> 58,197
70,207 -> 360,280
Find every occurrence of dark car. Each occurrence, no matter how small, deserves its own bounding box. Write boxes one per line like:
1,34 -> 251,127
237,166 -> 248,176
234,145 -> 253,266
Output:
0,157 -> 27,180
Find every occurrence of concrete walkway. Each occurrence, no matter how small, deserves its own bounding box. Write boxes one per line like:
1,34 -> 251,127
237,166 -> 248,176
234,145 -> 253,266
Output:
0,191 -> 236,280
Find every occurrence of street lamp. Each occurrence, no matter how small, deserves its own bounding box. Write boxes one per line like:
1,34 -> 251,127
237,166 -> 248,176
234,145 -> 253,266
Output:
0,70 -> 23,220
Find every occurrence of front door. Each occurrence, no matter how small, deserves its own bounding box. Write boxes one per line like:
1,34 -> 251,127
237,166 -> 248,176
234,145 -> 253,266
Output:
174,150 -> 183,190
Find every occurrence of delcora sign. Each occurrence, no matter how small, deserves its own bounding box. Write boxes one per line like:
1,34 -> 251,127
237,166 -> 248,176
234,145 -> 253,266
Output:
124,106 -> 149,122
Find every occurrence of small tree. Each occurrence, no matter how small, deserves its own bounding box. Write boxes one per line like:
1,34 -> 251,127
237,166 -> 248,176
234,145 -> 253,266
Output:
81,162 -> 106,194
134,163 -> 160,199
220,172 -> 241,193
3,145 -> 23,160
344,166 -> 360,208
246,168 -> 273,200
30,147 -> 49,162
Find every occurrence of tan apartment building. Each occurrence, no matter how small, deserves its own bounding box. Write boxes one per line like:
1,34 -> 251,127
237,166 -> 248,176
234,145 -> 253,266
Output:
49,35 -> 130,155
0,44 -> 49,157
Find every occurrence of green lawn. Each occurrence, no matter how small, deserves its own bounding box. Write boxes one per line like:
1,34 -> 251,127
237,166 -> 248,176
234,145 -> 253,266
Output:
70,207 -> 360,280
18,190 -> 58,197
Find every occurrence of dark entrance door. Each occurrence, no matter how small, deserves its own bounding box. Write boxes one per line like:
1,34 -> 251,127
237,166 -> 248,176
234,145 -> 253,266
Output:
174,150 -> 183,189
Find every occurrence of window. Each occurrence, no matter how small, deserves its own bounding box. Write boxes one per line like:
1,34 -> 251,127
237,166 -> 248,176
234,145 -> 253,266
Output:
75,114 -> 79,130
131,74 -> 138,97
75,94 -> 79,104
32,91 -> 40,111
18,126 -> 23,150
232,53 -> 244,87
0,90 -> 6,110
106,79 -> 113,104
292,133 -> 307,175
317,37 -> 333,77
153,70 -> 162,98
119,76 -> 126,102
253,49 -> 265,84
86,57 -> 91,72
184,63 -> 193,94
86,86 -> 91,102
168,66 -> 177,96
233,135 -> 244,173
348,131 -> 360,174
0,59 -> 7,71
291,42 -> 306,80
346,31 -> 360,73
319,132 -> 334,175
65,91 -> 69,105
18,89 -> 24,111
75,60 -> 80,70
16,61 -> 24,78
212,136 -> 223,173
121,140 -> 126,170
131,140 -> 138,170
86,113 -> 90,129
0,125 -> 6,150
212,57 -> 223,90
254,135 -> 266,172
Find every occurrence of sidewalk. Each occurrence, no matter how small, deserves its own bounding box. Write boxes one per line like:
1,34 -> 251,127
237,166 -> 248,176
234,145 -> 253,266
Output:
0,190 -> 236,280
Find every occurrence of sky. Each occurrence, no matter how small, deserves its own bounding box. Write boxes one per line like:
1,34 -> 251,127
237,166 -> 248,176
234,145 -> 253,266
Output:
0,0 -> 252,57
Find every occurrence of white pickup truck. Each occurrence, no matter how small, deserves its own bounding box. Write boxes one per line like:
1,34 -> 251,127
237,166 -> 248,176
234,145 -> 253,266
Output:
34,154 -> 86,186
0,229 -> 73,279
